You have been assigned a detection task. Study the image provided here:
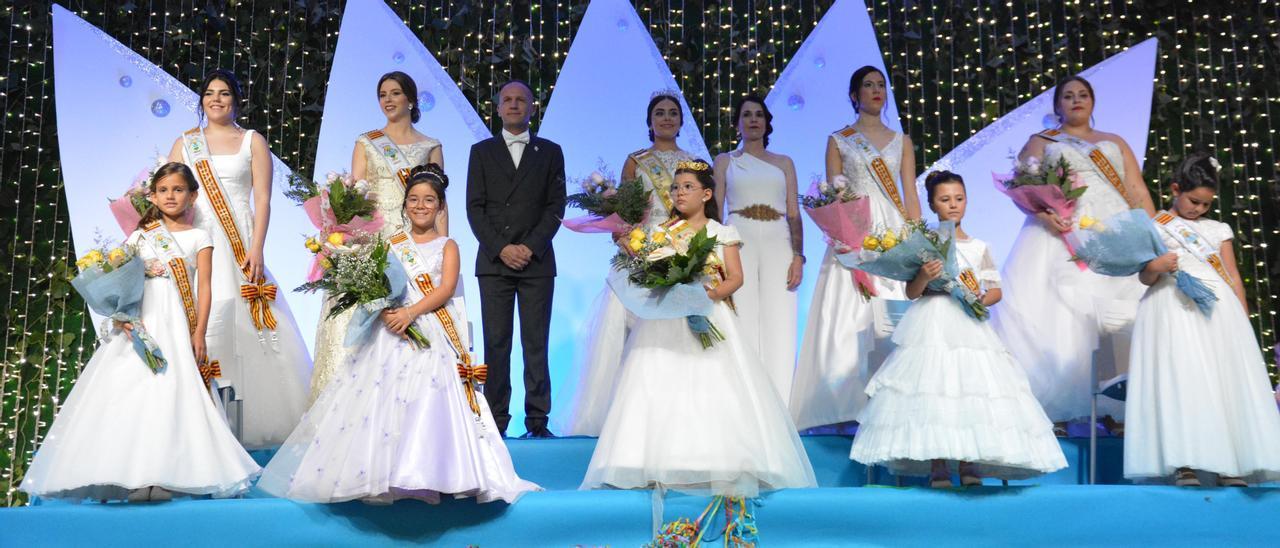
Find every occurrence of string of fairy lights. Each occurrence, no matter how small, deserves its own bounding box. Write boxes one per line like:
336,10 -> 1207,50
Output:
0,0 -> 1277,506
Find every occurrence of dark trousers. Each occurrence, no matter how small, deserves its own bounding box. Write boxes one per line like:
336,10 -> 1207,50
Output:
477,274 -> 554,433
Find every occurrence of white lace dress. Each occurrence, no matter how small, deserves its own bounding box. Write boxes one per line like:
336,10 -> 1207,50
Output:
552,148 -> 692,436
309,135 -> 441,401
990,139 -> 1144,422
789,129 -> 910,429
184,129 -> 313,449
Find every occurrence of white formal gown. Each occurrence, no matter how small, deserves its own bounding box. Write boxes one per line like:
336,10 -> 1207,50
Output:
309,135 -> 441,401
581,221 -> 816,497
850,237 -> 1067,479
552,148 -> 692,436
1124,216 -> 1280,483
789,128 -> 909,429
990,139 -> 1144,422
259,237 -> 538,503
20,229 -> 260,500
724,151 -> 798,403
184,129 -> 313,449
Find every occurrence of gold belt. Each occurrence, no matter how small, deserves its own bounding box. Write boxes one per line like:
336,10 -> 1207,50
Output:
730,203 -> 784,221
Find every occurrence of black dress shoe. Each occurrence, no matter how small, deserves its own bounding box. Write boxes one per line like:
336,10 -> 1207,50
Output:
518,427 -> 556,439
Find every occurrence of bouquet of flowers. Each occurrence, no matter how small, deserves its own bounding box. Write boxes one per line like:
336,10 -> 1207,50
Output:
607,221 -> 724,348
287,171 -> 385,282
563,163 -> 652,233
107,156 -> 170,235
993,155 -> 1088,270
71,243 -> 166,371
800,175 -> 875,297
838,220 -> 989,320
295,236 -> 430,348
1067,209 -> 1217,315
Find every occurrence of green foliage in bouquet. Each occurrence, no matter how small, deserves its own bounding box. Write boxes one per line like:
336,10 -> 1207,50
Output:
612,227 -> 719,288
1003,155 -> 1087,201
283,172 -> 320,205
296,239 -> 392,318
566,178 -> 652,225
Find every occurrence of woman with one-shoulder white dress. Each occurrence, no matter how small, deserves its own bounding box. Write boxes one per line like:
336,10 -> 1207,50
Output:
552,92 -> 694,436
790,67 -> 922,430
169,71 -> 312,449
309,71 -> 444,400
990,76 -> 1154,425
714,95 -> 803,403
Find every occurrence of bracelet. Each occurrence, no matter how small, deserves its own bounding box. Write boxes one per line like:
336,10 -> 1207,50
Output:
794,253 -> 805,264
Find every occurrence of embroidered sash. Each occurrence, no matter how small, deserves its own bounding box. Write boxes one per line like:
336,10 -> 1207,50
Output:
363,129 -> 414,188
953,244 -> 984,296
139,221 -> 221,390
389,231 -> 487,417
631,149 -> 678,213
182,129 -> 278,336
1038,129 -> 1132,206
836,127 -> 909,220
1153,211 -> 1233,284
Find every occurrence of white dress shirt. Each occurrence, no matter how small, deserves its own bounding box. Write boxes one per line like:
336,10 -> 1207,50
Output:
502,128 -> 530,168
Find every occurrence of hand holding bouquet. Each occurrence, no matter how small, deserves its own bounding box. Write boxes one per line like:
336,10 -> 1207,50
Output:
839,220 -> 990,320
800,175 -> 876,297
72,244 -> 167,371
295,237 -> 430,348
993,155 -> 1088,269
563,163 -> 652,233
607,222 -> 725,348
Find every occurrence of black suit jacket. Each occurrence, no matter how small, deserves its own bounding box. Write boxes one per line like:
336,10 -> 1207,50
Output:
465,134 -> 566,277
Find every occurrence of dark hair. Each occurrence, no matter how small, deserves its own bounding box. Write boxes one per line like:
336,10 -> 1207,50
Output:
198,69 -> 243,122
672,159 -> 719,222
924,170 -> 965,206
377,71 -> 421,123
1052,75 -> 1096,119
403,163 -> 449,210
848,65 -> 885,111
646,93 -> 684,142
1172,151 -> 1219,193
137,162 -> 200,230
733,94 -> 773,148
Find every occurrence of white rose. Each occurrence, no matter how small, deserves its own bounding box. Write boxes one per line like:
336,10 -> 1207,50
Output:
832,175 -> 851,189
590,171 -> 606,185
353,179 -> 370,194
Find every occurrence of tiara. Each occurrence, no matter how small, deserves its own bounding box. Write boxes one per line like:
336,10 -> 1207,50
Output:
649,88 -> 682,101
408,163 -> 449,188
676,160 -> 711,172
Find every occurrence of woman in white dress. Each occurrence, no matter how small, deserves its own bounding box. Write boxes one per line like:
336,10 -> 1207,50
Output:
310,71 -> 445,400
259,165 -> 538,504
790,66 -> 922,430
990,75 -> 1155,430
581,160 -> 815,497
168,70 -> 312,449
713,94 -> 803,403
552,92 -> 695,436
21,163 -> 259,502
850,171 -> 1066,487
1124,153 -> 1280,487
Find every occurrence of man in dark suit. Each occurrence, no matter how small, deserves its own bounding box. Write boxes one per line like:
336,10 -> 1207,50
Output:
466,80 -> 565,438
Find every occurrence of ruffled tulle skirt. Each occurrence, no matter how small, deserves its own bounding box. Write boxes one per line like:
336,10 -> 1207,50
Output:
257,318 -> 539,504
850,295 -> 1067,479
581,303 -> 816,497
549,286 -> 632,436
1124,275 -> 1280,482
990,218 -> 1143,421
20,279 -> 260,500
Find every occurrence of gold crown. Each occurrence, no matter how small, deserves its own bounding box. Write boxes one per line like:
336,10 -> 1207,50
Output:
676,159 -> 711,172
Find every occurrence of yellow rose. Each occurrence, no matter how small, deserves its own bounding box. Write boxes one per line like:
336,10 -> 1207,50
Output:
883,229 -> 897,241
107,247 -> 128,265
628,238 -> 645,252
628,228 -> 646,242
75,258 -> 92,271
880,235 -> 899,250
861,235 -> 880,251
1078,215 -> 1096,230
85,249 -> 104,264
327,232 -> 346,246
304,237 -> 321,253
319,257 -> 333,270
651,230 -> 668,245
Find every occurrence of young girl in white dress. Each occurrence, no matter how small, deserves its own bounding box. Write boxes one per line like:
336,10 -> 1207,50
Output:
258,165 -> 538,504
168,70 -> 312,449
990,76 -> 1155,430
714,94 -> 804,403
310,71 -> 446,401
790,66 -> 922,430
581,160 -> 816,497
1124,153 -> 1280,487
850,171 -> 1066,488
21,163 -> 260,502
554,92 -> 695,436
